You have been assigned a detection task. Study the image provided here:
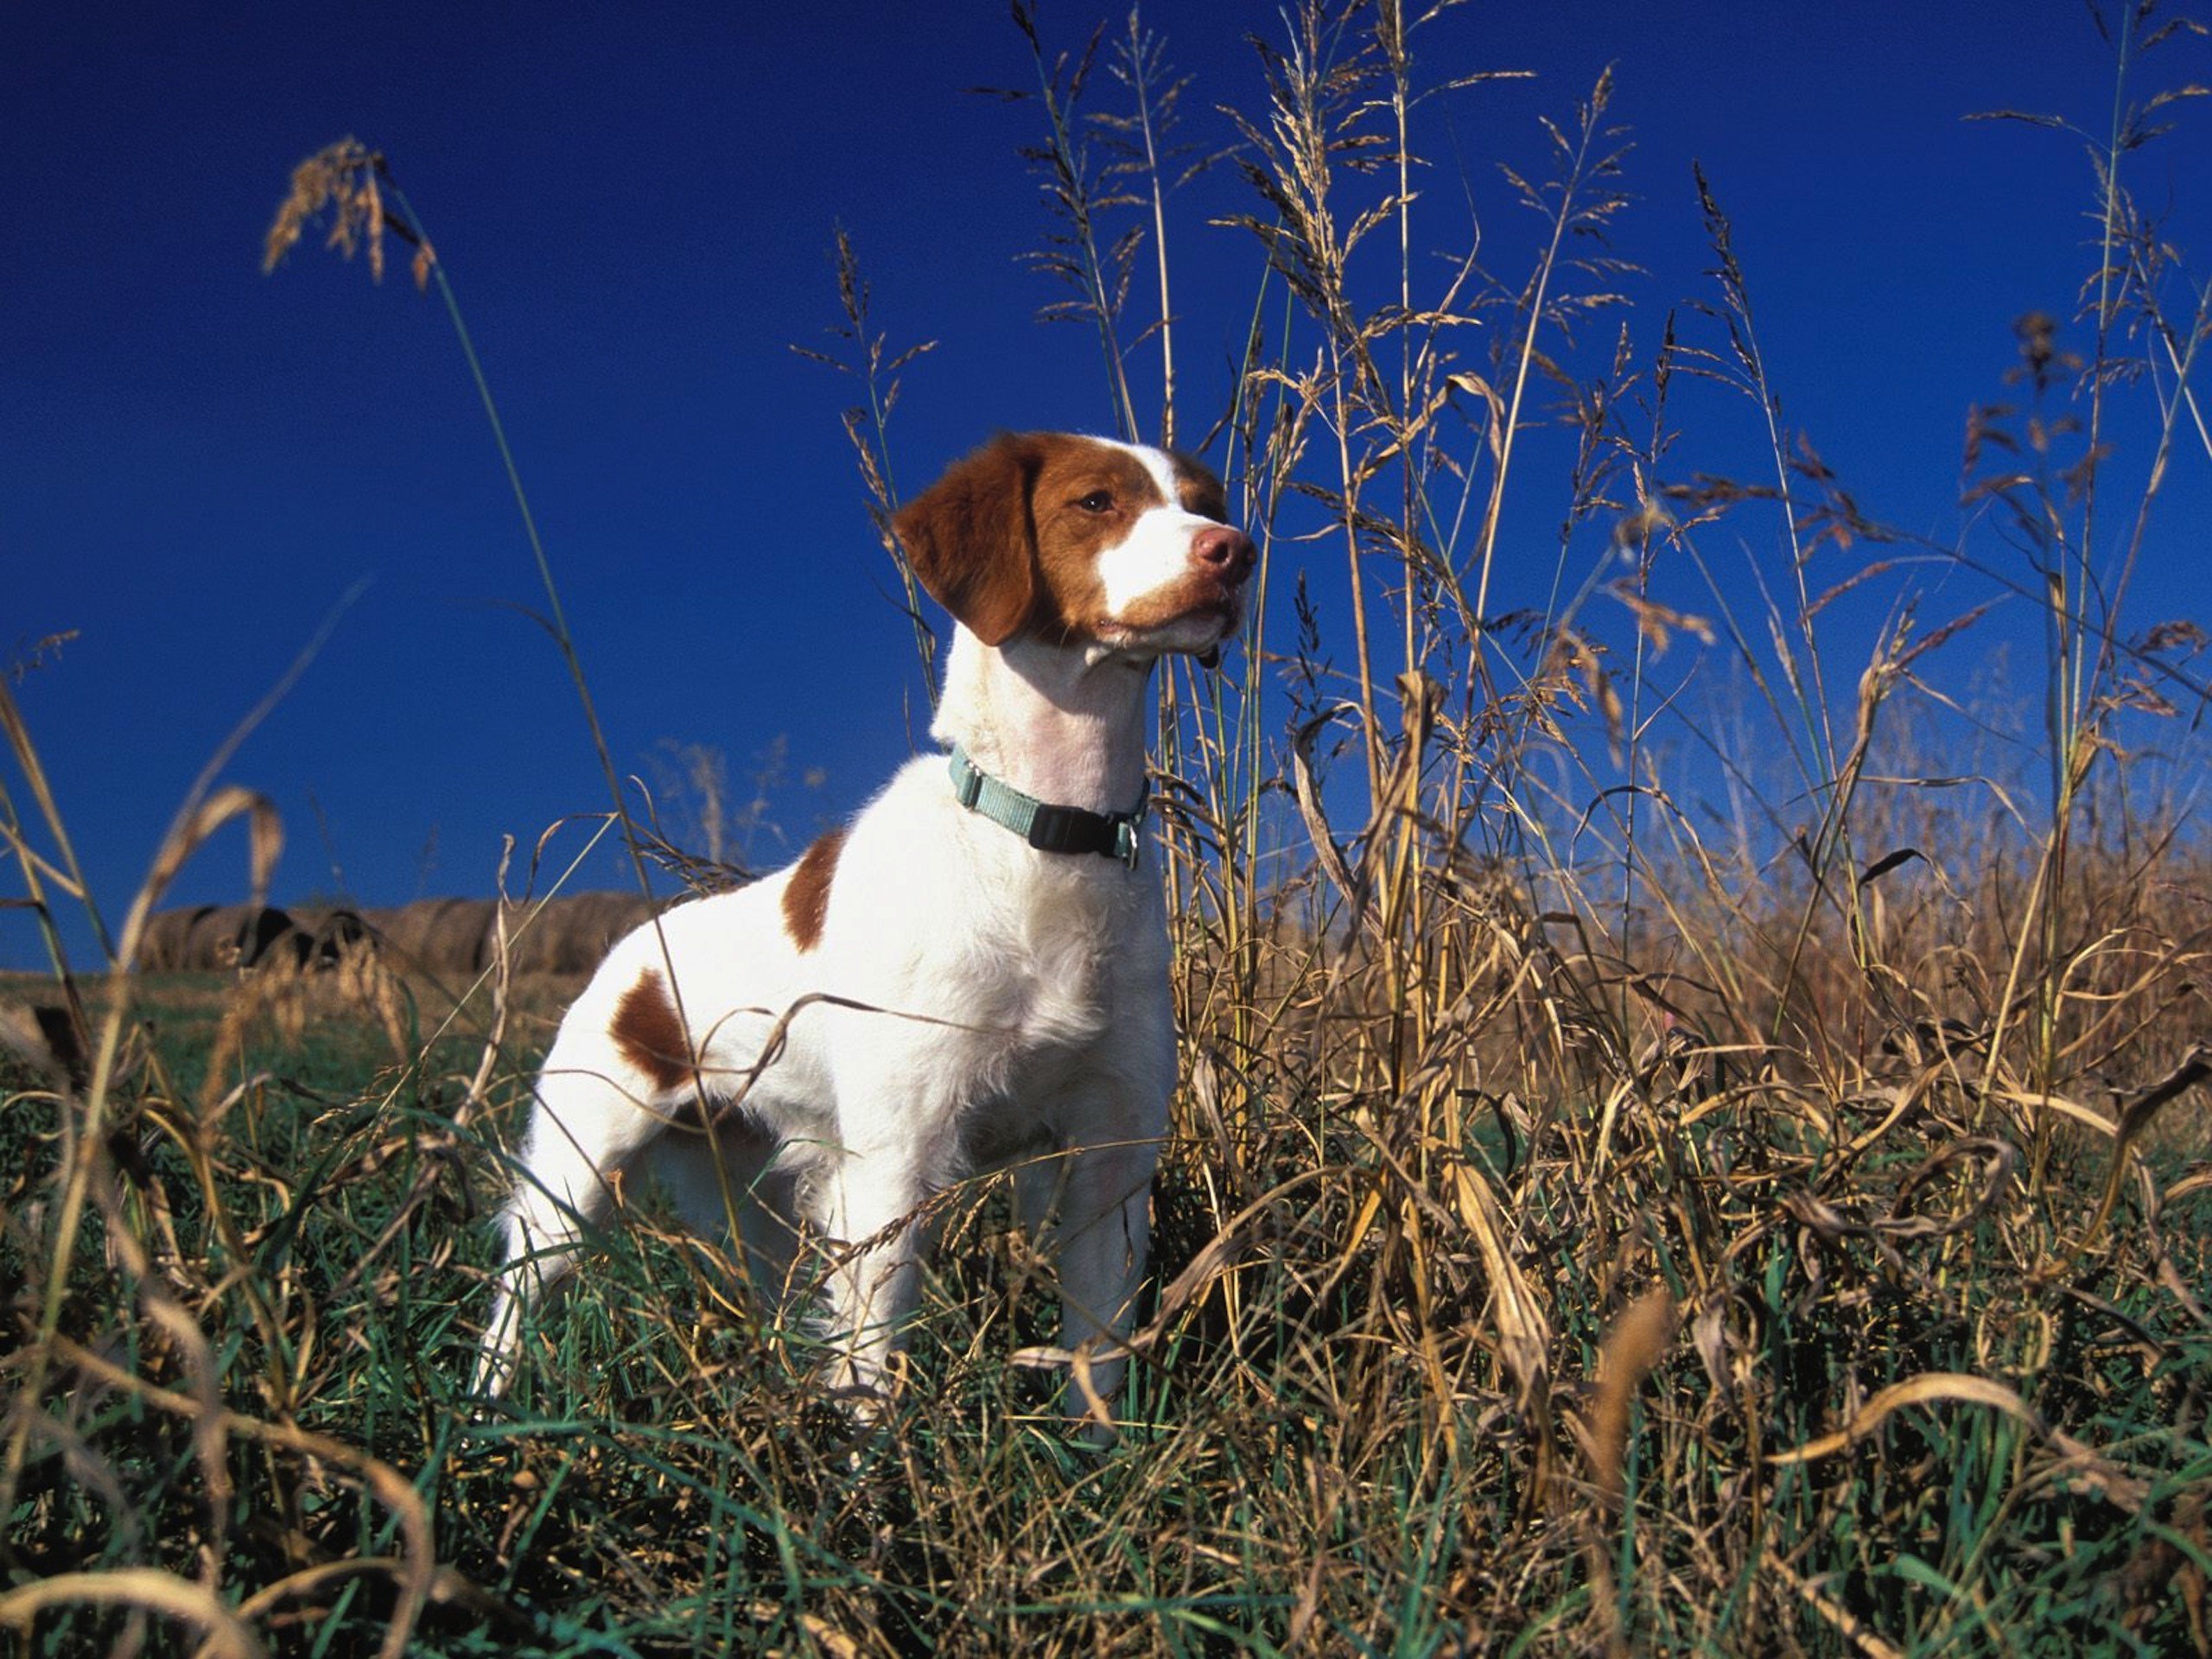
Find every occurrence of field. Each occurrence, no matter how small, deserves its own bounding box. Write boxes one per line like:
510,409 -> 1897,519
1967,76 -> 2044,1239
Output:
6,3 -> 2212,1655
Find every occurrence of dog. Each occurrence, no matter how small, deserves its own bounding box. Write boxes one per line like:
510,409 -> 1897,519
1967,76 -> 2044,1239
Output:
474,432 -> 1255,1429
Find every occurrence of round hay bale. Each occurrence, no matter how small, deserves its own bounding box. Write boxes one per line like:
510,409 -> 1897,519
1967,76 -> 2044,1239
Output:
183,905 -> 296,971
181,906 -> 236,969
357,906 -> 410,963
497,892 -> 657,976
359,900 -> 455,974
137,906 -> 213,971
430,898 -> 498,976
380,897 -> 498,977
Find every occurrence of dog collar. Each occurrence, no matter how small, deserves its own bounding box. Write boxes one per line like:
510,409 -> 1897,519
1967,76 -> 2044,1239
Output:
947,745 -> 1147,870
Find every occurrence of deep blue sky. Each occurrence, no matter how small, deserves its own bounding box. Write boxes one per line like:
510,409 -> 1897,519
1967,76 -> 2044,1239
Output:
7,2 -> 2208,971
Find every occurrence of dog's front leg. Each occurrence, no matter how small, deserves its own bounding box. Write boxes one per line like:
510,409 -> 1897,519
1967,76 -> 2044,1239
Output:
817,1144 -> 930,1409
1036,1128 -> 1161,1431
474,1060 -> 673,1397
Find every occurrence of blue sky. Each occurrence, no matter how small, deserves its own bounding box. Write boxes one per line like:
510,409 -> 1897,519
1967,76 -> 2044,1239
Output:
7,1 -> 2208,971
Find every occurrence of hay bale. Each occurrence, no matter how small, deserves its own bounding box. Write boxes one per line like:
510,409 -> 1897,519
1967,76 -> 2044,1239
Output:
182,905 -> 296,971
367,898 -> 498,977
137,906 -> 213,970
424,898 -> 498,976
181,906 -> 234,968
359,900 -> 437,971
496,892 -> 657,976
358,906 -> 409,959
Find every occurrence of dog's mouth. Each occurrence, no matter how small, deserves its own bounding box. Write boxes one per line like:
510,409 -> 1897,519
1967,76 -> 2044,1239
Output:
1194,597 -> 1242,670
1132,597 -> 1238,664
1058,517 -> 1254,666
1169,596 -> 1244,669
1086,585 -> 1243,664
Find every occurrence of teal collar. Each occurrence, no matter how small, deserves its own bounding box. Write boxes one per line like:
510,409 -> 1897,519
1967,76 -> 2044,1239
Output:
947,745 -> 1148,870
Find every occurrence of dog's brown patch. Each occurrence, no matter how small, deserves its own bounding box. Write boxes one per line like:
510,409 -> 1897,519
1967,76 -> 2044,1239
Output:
782,826 -> 848,952
609,967 -> 690,1093
1027,438 -> 1163,639
1169,451 -> 1230,523
893,435 -> 1044,645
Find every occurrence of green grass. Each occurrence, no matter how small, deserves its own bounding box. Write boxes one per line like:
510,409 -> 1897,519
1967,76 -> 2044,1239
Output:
3,963 -> 2205,1654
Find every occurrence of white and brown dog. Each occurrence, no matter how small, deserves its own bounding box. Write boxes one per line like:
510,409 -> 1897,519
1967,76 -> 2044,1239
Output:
474,432 -> 1254,1428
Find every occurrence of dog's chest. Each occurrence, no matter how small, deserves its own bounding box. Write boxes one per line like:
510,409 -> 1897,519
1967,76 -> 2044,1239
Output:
980,870 -> 1137,1054
944,872 -> 1159,1165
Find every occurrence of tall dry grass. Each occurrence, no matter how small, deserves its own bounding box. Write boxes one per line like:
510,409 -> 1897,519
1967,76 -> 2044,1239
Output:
4,3 -> 2209,1654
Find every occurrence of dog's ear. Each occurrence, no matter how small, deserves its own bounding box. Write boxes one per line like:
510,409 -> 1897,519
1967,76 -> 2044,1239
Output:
893,432 -> 1040,646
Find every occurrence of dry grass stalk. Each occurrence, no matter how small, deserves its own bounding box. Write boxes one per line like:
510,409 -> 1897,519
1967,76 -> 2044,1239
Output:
263,137 -> 435,289
0,1568 -> 268,1659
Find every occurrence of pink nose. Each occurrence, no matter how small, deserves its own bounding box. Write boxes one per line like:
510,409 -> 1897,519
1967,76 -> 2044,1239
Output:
1192,525 -> 1256,586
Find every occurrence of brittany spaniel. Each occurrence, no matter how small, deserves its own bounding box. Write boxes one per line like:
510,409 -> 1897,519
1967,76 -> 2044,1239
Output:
474,433 -> 1254,1432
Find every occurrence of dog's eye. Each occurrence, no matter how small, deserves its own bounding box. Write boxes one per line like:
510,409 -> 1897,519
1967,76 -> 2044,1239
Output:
1075,491 -> 1115,514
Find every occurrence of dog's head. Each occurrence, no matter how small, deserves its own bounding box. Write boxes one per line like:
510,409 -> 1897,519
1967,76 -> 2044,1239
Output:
893,432 -> 1255,660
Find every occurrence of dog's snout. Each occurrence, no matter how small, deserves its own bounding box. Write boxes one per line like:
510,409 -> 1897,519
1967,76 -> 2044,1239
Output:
1192,525 -> 1256,587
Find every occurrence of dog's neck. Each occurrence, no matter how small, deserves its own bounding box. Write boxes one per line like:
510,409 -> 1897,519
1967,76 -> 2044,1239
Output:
931,627 -> 1154,816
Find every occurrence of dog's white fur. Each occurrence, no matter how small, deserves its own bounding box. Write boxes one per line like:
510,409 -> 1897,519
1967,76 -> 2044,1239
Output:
474,433 -> 1253,1427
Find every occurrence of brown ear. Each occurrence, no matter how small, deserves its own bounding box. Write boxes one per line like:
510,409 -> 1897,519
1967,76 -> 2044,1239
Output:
892,432 -> 1040,645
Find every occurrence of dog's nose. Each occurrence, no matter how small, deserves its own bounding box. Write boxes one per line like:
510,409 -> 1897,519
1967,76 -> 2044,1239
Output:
1192,525 -> 1256,587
